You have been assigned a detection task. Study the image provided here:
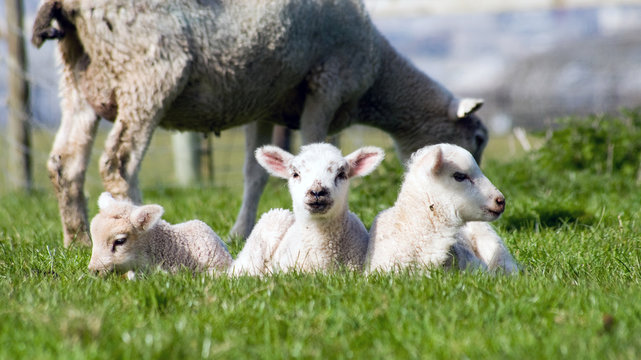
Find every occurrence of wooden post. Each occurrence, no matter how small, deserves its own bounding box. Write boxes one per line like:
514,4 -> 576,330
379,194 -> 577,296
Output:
172,132 -> 202,186
6,0 -> 32,191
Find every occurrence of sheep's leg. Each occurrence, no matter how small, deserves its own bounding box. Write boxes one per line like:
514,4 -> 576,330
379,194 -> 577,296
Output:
299,92 -> 336,143
230,121 -> 274,239
99,108 -> 163,204
462,222 -> 519,275
48,80 -> 100,247
299,59 -> 355,143
98,45 -> 191,202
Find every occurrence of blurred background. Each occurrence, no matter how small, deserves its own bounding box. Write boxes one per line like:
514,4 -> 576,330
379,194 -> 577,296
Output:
1,0 -> 641,192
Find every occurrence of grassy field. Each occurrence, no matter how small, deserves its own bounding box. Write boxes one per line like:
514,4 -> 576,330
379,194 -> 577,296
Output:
1,114 -> 641,359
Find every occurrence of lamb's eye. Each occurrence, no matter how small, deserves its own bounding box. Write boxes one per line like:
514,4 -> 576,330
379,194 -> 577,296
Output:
336,171 -> 347,181
112,237 -> 127,253
292,171 -> 300,179
453,172 -> 468,182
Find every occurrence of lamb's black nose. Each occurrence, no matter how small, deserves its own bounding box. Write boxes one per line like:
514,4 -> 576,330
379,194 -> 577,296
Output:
309,189 -> 328,199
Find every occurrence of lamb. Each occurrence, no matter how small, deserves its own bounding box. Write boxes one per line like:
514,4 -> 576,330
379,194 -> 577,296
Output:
88,192 -> 232,275
32,0 -> 487,247
365,144 -> 518,273
229,143 -> 384,275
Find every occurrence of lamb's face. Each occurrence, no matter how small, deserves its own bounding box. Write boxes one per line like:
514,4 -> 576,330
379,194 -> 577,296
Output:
256,143 -> 384,220
88,193 -> 163,274
287,145 -> 350,218
410,144 -> 505,224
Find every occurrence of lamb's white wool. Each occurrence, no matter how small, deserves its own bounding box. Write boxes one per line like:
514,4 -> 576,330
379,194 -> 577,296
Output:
366,144 -> 516,273
230,143 -> 384,275
88,193 -> 232,275
458,222 -> 519,274
33,0 -> 487,247
228,209 -> 295,276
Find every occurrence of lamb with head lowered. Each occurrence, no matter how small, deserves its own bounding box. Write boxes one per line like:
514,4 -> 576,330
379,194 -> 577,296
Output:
88,193 -> 232,275
229,143 -> 384,276
365,143 -> 518,273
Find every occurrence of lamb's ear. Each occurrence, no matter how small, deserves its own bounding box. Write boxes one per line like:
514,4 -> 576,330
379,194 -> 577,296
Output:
130,205 -> 164,232
346,146 -> 385,178
97,192 -> 116,210
255,145 -> 294,179
429,146 -> 444,174
448,98 -> 483,120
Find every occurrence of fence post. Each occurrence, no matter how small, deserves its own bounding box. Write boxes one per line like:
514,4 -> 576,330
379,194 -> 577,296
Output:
172,132 -> 202,186
6,0 -> 33,191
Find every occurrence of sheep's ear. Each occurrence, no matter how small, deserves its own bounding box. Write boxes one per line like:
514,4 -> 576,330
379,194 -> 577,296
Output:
429,146 -> 444,174
255,145 -> 294,179
98,192 -> 116,210
448,98 -> 483,120
130,205 -> 164,232
345,146 -> 385,178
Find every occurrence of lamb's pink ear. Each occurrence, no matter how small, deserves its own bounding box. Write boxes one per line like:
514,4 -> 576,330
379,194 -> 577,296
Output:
97,192 -> 116,210
130,205 -> 164,232
429,146 -> 444,174
255,145 -> 294,179
346,146 -> 385,178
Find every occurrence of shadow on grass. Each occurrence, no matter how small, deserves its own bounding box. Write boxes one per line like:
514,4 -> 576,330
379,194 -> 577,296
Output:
502,204 -> 595,231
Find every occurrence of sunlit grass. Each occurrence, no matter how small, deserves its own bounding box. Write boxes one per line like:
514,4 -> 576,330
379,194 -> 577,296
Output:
1,115 -> 640,359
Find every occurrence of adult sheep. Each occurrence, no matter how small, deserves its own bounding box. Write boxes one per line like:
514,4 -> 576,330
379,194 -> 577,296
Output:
32,0 -> 487,247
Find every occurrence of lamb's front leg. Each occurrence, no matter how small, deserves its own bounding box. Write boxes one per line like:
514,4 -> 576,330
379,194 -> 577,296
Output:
230,121 -> 274,239
48,78 -> 100,247
460,222 -> 519,274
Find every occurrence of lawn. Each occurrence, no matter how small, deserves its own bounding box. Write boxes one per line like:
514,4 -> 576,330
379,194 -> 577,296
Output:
1,113 -> 640,359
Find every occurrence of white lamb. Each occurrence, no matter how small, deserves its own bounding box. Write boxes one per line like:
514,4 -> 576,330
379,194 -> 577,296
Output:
88,193 -> 232,275
229,143 -> 384,275
366,144 -> 518,273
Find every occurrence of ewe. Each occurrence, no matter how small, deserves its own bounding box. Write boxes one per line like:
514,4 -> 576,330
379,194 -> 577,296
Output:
366,144 -> 518,273
230,143 -> 384,275
32,0 -> 487,247
88,193 -> 232,275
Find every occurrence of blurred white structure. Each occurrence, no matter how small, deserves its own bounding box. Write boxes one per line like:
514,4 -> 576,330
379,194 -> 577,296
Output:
364,0 -> 641,15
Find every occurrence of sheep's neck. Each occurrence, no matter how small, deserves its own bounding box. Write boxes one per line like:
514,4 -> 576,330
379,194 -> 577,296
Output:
395,184 -> 461,239
358,32 -> 454,136
299,208 -> 350,245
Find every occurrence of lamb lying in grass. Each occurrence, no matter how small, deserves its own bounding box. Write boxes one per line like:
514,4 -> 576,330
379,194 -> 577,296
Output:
366,144 -> 518,273
229,143 -> 384,275
88,193 -> 232,275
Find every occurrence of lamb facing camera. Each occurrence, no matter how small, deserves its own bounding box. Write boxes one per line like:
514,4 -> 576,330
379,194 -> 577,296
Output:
88,193 -> 232,275
229,143 -> 384,275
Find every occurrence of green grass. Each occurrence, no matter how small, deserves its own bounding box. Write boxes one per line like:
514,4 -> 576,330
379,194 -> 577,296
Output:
1,118 -> 641,359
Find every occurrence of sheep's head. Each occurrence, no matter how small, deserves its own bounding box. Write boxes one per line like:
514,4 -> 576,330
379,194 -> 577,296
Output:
394,98 -> 487,164
406,143 -> 505,225
256,143 -> 384,220
88,193 -> 164,274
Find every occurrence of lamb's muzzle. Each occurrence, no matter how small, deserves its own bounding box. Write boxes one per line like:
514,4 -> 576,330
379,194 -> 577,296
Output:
305,186 -> 333,214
